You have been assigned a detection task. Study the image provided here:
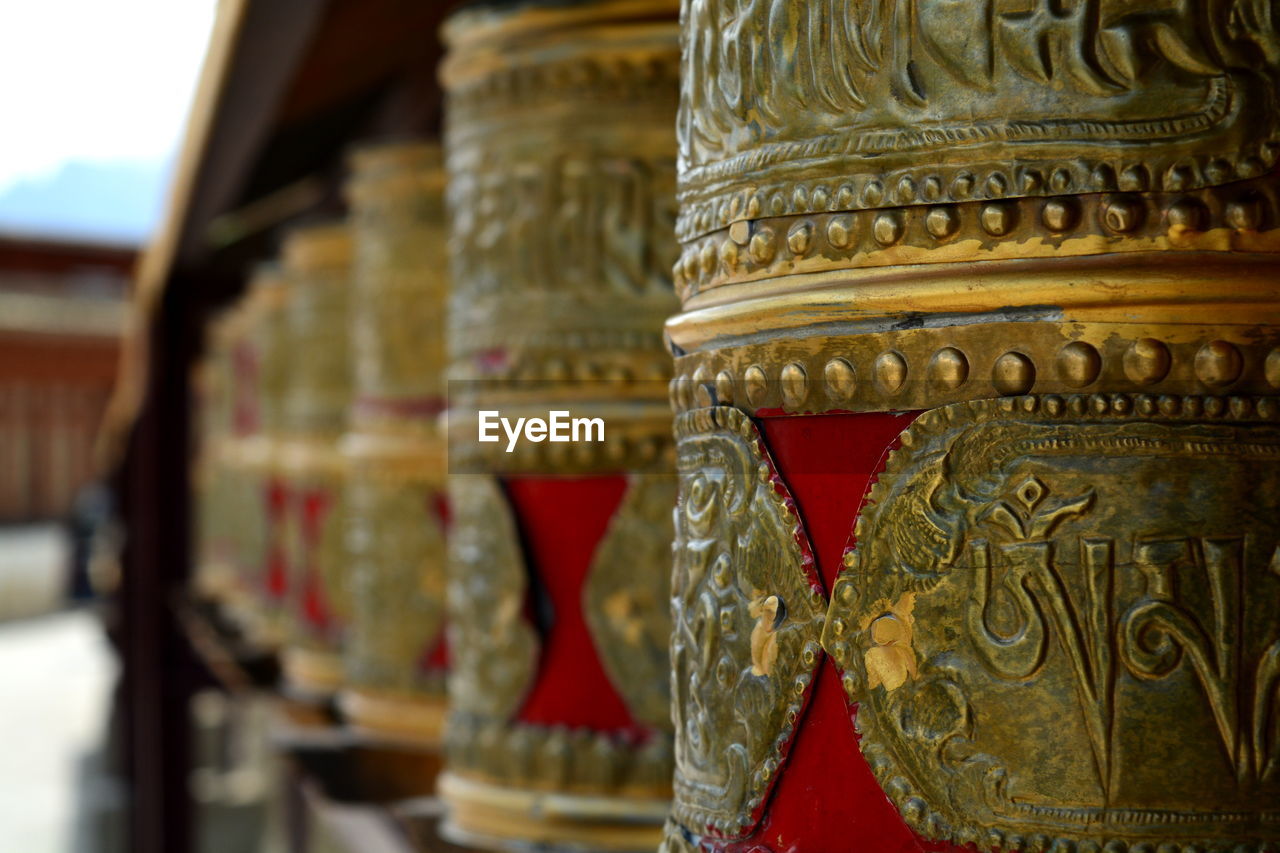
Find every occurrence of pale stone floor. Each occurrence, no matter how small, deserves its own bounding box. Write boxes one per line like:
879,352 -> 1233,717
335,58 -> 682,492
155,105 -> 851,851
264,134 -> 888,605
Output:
0,525 -> 117,852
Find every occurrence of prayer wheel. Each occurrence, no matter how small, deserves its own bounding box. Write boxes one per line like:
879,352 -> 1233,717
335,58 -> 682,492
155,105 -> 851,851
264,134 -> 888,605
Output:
338,142 -> 450,752
277,223 -> 354,699
439,0 -> 680,848
197,265 -> 291,650
665,4 -> 1280,852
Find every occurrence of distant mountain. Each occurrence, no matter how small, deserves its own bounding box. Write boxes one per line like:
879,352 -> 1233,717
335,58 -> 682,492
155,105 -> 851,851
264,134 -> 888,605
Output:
0,158 -> 172,247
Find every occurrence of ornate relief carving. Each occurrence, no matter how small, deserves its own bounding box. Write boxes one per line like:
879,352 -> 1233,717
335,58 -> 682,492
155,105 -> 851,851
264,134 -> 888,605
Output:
678,0 -> 1280,239
442,3 -> 679,388
825,394 -> 1280,850
669,321 -> 1280,418
444,715 -> 673,797
670,407 -> 826,837
674,176 -> 1280,301
343,475 -> 446,696
445,475 -> 538,722
584,473 -> 678,729
280,224 -> 352,438
346,143 -> 448,411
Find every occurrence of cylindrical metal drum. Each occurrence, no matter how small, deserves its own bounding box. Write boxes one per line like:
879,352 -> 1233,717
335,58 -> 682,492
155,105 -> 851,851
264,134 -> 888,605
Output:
665,4 -> 1280,852
440,0 -> 681,848
277,223 -> 354,699
338,142 -> 450,756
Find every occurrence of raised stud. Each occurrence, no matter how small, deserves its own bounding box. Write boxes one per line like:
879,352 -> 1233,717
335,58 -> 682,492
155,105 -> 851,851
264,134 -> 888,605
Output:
749,228 -> 776,264
744,365 -> 768,407
826,214 -> 855,249
714,370 -> 735,405
862,180 -> 884,207
896,176 -> 917,203
787,221 -> 813,256
875,351 -> 908,394
1103,196 -> 1144,233
993,352 -> 1035,395
719,238 -> 739,270
1166,198 -> 1206,232
1042,198 -> 1079,232
925,206 -> 960,240
872,211 -> 904,246
980,202 -> 1015,236
1195,340 -> 1243,386
823,357 -> 857,401
1119,165 -> 1150,192
699,241 -> 717,274
780,362 -> 809,408
1226,195 -> 1264,231
1266,349 -> 1280,388
1123,338 -> 1171,384
1057,341 -> 1102,388
929,347 -> 969,390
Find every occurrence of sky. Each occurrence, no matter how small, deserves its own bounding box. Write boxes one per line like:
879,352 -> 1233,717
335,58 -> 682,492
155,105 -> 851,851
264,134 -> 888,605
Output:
0,0 -> 218,246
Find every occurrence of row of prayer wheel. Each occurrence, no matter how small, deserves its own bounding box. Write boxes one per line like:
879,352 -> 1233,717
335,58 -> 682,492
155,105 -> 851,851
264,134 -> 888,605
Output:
192,0 -> 1280,851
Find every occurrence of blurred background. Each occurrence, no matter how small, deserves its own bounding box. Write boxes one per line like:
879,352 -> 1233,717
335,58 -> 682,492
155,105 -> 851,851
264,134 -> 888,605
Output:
0,0 -> 456,850
0,1 -> 214,850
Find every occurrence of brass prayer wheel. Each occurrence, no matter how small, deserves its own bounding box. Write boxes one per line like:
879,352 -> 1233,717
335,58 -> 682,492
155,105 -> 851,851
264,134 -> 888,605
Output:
440,0 -> 680,849
338,141 -> 450,750
277,223 -> 354,699
666,4 -> 1280,853
197,265 -> 292,649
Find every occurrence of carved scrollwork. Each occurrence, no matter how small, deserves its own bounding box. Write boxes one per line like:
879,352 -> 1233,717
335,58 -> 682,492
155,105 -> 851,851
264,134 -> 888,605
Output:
825,394 -> 1280,851
445,476 -> 538,721
584,473 -> 678,729
671,407 -> 826,838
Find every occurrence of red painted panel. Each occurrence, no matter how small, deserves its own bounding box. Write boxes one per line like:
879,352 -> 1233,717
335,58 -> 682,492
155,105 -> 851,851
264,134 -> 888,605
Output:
504,475 -> 647,735
264,478 -> 289,600
707,412 -> 964,853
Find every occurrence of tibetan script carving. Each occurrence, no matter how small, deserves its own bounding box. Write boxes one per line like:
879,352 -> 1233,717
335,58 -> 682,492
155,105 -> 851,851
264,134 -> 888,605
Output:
678,0 -> 1280,238
825,394 -> 1280,850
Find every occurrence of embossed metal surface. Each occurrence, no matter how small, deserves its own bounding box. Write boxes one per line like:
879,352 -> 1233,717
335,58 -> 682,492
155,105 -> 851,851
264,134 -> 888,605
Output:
343,473 -> 445,693
441,4 -> 681,845
584,474 -> 679,730
678,0 -> 1280,240
670,2 -> 1280,850
442,0 -> 680,394
340,142 -> 451,732
445,475 -> 538,721
670,407 -> 826,837
275,224 -> 353,691
824,393 -> 1280,850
